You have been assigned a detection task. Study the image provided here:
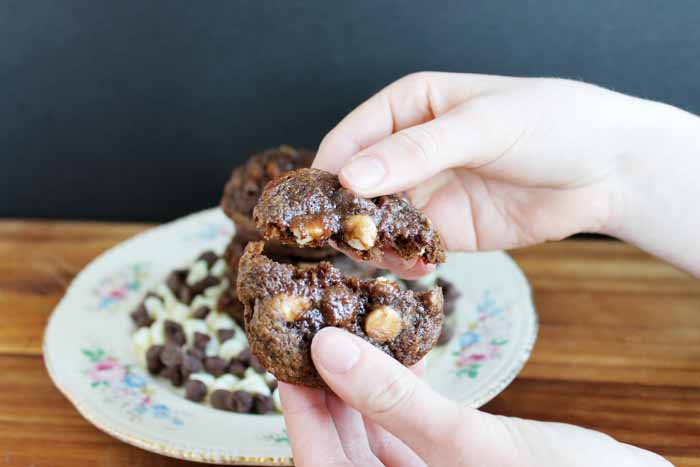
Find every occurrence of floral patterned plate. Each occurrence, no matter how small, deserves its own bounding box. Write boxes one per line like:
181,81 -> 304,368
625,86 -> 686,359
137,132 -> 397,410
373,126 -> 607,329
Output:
44,208 -> 537,465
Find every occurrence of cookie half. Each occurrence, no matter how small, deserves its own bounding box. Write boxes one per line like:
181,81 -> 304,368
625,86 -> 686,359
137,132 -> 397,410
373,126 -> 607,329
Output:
253,168 -> 446,264
236,241 -> 444,388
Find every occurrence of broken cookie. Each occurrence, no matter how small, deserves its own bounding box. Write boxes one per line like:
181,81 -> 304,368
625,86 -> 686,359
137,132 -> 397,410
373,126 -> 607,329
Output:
253,168 -> 446,264
236,241 -> 444,388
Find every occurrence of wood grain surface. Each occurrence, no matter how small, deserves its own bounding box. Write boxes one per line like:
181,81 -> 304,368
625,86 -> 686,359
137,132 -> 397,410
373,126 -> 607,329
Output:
0,220 -> 698,466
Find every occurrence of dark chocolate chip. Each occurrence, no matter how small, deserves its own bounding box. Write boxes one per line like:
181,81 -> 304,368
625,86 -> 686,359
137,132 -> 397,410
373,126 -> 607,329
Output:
443,299 -> 457,317
191,305 -> 211,320
237,349 -> 252,365
267,379 -> 278,391
228,359 -> 246,378
249,354 -> 265,374
210,389 -> 233,411
145,291 -> 162,301
187,347 -> 206,360
252,394 -> 274,414
166,270 -> 186,295
437,321 -> 454,346
217,329 -> 236,343
204,357 -> 228,376
145,345 -> 165,374
159,365 -> 184,387
130,304 -> 153,328
193,332 -> 211,350
184,379 -> 207,402
160,344 -> 183,368
190,276 -> 220,295
230,390 -> 253,413
164,320 -> 186,346
198,250 -> 219,268
437,278 -> 461,301
181,354 -> 204,379
178,286 -> 193,305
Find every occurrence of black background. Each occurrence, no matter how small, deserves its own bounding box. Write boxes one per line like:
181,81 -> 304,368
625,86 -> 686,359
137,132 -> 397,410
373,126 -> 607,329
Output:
2,0 -> 699,222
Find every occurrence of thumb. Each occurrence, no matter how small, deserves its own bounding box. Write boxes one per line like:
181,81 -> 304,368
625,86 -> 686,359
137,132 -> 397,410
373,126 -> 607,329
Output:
311,328 -> 673,467
310,327 -> 497,466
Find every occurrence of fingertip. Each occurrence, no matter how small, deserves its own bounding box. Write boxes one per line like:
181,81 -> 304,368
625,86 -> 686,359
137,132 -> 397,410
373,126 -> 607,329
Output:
312,129 -> 360,174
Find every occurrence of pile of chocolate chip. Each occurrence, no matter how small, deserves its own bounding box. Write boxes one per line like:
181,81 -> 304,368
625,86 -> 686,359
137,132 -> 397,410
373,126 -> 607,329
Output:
129,250 -> 281,414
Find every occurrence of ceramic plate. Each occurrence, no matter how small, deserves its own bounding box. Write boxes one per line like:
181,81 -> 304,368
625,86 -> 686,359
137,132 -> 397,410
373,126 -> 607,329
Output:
44,208 -> 537,465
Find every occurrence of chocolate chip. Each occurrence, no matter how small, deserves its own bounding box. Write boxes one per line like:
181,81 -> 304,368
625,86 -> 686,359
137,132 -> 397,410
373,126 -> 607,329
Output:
252,394 -> 274,414
146,345 -> 164,374
191,305 -> 211,320
267,379 -> 278,391
237,349 -> 252,365
145,291 -> 162,301
198,250 -> 219,268
190,276 -> 220,295
437,322 -> 455,346
249,354 -> 265,374
160,344 -> 183,367
228,359 -> 246,378
217,329 -> 236,343
184,379 -> 207,402
210,389 -> 232,411
130,304 -> 153,328
164,320 -> 186,346
193,332 -> 211,350
437,278 -> 460,302
166,270 -> 186,295
230,390 -> 253,413
187,346 -> 206,360
444,299 -> 457,317
204,356 -> 228,376
159,365 -> 184,387
178,286 -> 193,305
181,354 -> 204,379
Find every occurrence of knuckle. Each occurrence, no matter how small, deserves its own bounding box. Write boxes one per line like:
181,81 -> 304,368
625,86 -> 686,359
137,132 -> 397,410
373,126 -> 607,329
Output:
396,126 -> 439,165
366,369 -> 417,416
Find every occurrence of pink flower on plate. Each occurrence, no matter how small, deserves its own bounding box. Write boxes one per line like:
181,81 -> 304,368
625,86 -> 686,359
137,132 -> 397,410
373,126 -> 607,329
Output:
89,358 -> 126,382
458,353 -> 487,366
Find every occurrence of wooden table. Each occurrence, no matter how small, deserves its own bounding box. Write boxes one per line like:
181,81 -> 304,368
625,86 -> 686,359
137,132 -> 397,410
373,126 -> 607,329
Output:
1,220 -> 698,466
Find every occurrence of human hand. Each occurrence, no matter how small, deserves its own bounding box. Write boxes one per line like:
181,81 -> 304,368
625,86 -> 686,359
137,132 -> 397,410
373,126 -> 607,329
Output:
313,73 -> 700,277
280,327 -> 672,467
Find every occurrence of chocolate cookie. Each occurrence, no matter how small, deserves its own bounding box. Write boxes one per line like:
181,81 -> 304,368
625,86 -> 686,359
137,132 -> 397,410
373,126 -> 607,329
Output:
218,234 -> 379,326
221,145 -> 337,260
253,168 -> 446,264
236,242 -> 444,388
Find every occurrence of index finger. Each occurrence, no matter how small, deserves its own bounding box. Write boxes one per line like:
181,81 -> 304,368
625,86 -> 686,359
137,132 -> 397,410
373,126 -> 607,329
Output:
312,72 -> 507,174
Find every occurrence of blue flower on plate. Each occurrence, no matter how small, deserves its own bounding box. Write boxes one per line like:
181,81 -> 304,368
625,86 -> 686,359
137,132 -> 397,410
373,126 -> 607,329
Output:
459,331 -> 480,348
151,404 -> 170,418
123,373 -> 146,388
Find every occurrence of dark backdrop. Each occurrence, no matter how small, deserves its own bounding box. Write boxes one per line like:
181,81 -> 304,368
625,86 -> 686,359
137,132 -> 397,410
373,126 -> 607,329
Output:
2,0 -> 699,222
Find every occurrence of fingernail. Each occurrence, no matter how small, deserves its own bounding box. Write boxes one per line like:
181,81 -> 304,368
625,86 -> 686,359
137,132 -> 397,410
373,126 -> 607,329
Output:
340,156 -> 385,191
383,252 -> 417,270
313,328 -> 360,374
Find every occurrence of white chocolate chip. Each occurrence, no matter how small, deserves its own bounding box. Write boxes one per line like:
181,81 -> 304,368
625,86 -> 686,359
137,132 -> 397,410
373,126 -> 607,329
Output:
204,277 -> 228,298
364,305 -> 402,342
272,388 -> 283,412
219,336 -> 247,360
342,215 -> 377,251
189,372 -> 216,389
267,293 -> 311,322
212,374 -> 240,391
169,303 -> 191,322
210,259 -> 227,278
144,296 -> 166,319
263,372 -> 276,385
182,319 -> 209,345
150,318 -> 165,345
190,294 -> 216,312
204,337 -> 220,357
155,283 -> 179,309
206,312 -> 236,331
233,374 -> 271,396
131,327 -> 152,367
186,260 -> 209,286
